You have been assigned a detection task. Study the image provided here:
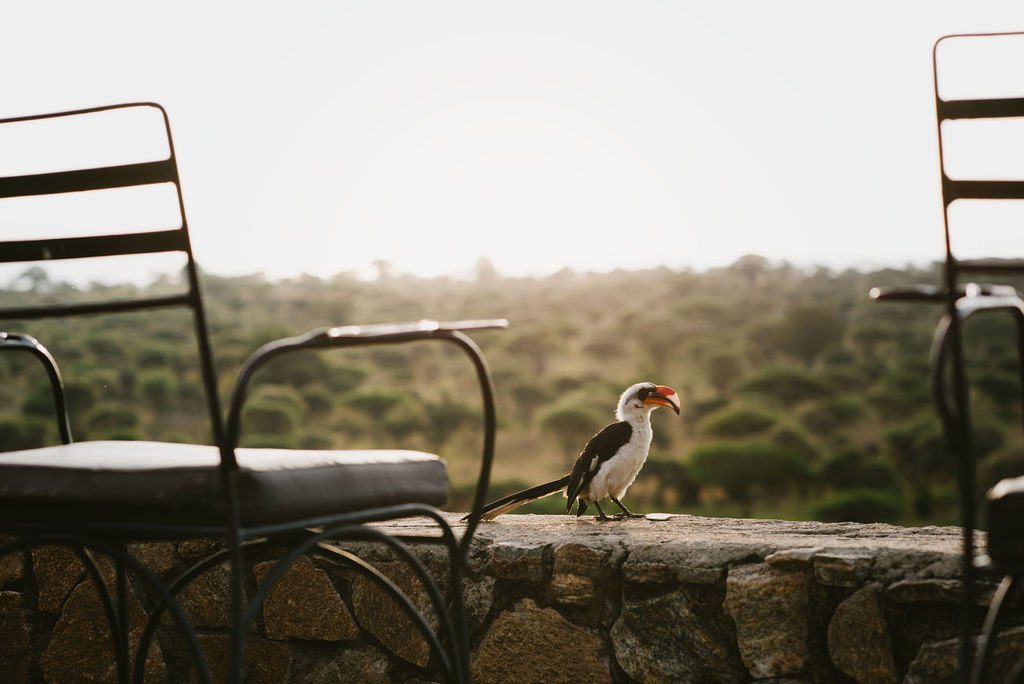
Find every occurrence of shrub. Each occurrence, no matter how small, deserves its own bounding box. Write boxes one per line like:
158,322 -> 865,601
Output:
299,431 -> 334,450
242,399 -> 300,436
139,369 -> 177,409
698,406 -> 777,438
799,398 -> 865,436
21,384 -> 58,418
818,449 -> 900,491
690,442 -> 811,506
242,433 -> 299,449
811,489 -> 905,523
770,425 -> 820,461
259,352 -> 330,387
0,417 -> 50,450
341,388 -> 410,418
739,366 -> 832,406
821,367 -> 872,392
136,342 -> 181,369
302,386 -> 336,415
323,364 -> 367,393
88,403 -> 141,431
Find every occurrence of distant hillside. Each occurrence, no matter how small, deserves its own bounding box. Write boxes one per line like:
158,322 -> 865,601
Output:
2,257 -> 1021,525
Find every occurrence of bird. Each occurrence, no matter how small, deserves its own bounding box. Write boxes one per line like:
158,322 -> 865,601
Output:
469,382 -> 680,521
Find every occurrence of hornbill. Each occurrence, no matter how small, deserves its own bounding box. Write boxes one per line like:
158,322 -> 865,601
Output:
470,382 -> 680,521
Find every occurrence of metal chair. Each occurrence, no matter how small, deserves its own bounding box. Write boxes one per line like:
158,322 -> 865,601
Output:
0,102 -> 506,683
870,32 -> 1024,684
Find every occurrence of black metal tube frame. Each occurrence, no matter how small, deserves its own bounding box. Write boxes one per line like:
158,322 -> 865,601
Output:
0,103 -> 506,683
0,332 -> 72,444
868,31 -> 1024,683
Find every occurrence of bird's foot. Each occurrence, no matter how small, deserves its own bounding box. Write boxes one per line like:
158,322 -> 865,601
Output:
613,512 -> 645,520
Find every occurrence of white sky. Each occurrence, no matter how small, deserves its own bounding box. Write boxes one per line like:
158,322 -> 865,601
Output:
4,2 -> 1024,283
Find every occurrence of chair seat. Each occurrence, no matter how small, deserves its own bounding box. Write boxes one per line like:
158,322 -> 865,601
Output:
0,441 -> 448,528
986,476 -> 1024,571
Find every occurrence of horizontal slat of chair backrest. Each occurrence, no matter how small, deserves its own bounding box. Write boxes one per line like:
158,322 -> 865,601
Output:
0,105 -> 187,264
0,229 -> 188,263
935,33 -> 1024,273
0,158 -> 177,199
0,102 -> 227,447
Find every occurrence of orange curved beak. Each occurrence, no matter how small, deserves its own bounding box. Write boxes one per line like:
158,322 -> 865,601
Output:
643,385 -> 681,414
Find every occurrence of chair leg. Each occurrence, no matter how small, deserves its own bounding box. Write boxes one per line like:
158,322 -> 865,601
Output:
932,311 -> 978,683
73,547 -> 129,683
972,574 -> 1018,684
134,542 -> 267,684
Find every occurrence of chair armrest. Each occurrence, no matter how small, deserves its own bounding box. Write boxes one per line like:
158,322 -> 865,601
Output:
0,332 -> 72,444
869,285 -> 947,302
224,319 -> 508,548
870,283 -> 1021,303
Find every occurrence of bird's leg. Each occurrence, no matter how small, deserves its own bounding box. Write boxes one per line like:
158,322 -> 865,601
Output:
611,497 -> 644,519
592,501 -> 611,521
576,500 -> 589,518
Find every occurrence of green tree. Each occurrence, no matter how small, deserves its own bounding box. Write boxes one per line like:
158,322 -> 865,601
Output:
739,366 -> 832,406
799,398 -> 865,436
540,404 -> 600,470
772,305 -> 846,367
811,489 -> 904,523
690,442 -> 811,515
697,406 -> 777,438
422,397 -> 477,452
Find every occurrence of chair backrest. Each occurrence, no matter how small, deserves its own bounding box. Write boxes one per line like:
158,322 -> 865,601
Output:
0,102 -> 224,445
934,32 -> 1024,281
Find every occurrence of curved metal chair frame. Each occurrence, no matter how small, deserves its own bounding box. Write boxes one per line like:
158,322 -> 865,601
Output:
871,32 -> 1024,684
0,103 -> 505,683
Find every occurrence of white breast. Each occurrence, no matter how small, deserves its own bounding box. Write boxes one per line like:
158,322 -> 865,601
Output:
586,420 -> 652,501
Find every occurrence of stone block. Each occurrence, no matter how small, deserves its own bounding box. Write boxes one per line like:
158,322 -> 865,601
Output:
905,625 -> 1024,683
0,592 -> 31,681
724,563 -> 810,678
551,541 -> 623,606
253,556 -> 358,641
471,598 -> 609,683
352,560 -> 437,668
612,589 -> 745,683
489,541 -> 547,582
127,542 -> 178,577
765,547 -> 821,571
463,574 -> 495,637
32,545 -> 83,613
177,538 -> 221,558
813,552 -> 873,588
300,645 -> 390,683
623,541 -> 756,586
41,576 -> 166,683
0,550 -> 24,585
884,578 -> 1003,606
827,585 -> 897,683
196,634 -> 291,683
178,562 -> 233,628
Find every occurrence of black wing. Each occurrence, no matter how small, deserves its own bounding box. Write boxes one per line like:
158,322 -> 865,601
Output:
565,421 -> 632,510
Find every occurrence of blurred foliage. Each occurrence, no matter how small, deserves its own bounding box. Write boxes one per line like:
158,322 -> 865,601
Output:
3,257 -> 1024,526
697,406 -> 777,438
811,489 -> 905,523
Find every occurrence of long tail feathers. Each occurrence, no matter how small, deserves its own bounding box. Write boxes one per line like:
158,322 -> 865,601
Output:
463,475 -> 571,521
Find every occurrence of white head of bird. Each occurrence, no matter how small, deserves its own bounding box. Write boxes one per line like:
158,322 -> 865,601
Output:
615,382 -> 681,423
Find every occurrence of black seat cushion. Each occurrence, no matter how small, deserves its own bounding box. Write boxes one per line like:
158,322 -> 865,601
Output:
987,475 -> 1024,570
0,441 -> 448,527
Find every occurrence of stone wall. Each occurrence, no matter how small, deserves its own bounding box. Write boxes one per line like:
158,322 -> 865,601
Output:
2,514 -> 1022,682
